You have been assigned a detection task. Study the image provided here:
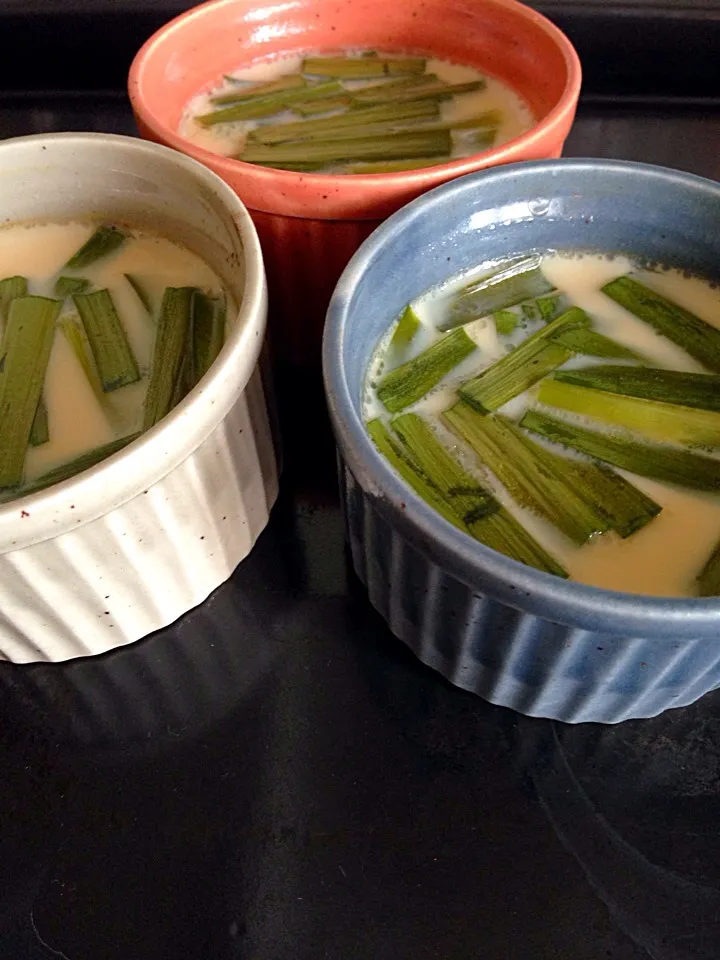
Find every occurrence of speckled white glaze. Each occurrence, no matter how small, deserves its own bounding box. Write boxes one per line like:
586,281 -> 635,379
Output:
0,133 -> 278,663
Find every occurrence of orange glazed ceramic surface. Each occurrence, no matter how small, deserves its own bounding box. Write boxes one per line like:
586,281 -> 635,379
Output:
129,0 -> 581,367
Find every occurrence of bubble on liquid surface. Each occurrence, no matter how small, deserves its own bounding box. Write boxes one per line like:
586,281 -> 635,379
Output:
528,198 -> 550,217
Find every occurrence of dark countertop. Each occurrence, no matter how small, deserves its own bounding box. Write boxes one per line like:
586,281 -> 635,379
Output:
1,17 -> 720,959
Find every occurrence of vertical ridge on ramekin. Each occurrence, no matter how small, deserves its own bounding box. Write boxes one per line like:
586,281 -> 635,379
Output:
339,455 -> 720,724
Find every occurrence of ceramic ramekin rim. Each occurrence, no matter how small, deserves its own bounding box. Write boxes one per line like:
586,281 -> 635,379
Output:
127,0 -> 582,220
323,157 -> 720,639
0,132 -> 267,553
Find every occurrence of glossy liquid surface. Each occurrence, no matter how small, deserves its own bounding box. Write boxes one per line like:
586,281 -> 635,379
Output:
365,253 -> 720,597
0,221 -> 227,497
180,52 -> 533,170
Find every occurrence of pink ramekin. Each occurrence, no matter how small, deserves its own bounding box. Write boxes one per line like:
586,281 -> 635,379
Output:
129,0 -> 581,371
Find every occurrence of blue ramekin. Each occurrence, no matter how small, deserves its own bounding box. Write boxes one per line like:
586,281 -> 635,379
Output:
323,158 -> 720,724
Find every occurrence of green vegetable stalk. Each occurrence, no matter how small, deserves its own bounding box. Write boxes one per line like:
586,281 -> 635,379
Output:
458,307 -> 590,413
73,289 -> 140,392
441,256 -> 555,330
65,226 -> 125,269
0,296 -> 61,488
520,408 -> 720,491
538,377 -> 720,448
602,275 -> 720,372
377,327 -> 476,413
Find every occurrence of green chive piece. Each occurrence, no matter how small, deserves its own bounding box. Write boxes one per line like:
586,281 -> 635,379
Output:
143,287 -> 194,428
377,328 -> 476,413
73,289 -> 139,392
301,56 -> 427,78
375,412 -> 566,575
562,459 -> 661,539
124,273 -> 153,314
697,540 -> 720,597
367,417 -> 465,530
521,292 -> 569,325
248,99 -> 440,144
344,157 -> 449,174
29,396 -> 49,447
195,80 -> 345,126
191,291 -> 226,384
459,308 -> 590,413
466,506 -> 569,577
240,130 -> 451,167
520,409 -> 720,491
494,310 -> 518,335
293,95 -> 352,116
390,413 -> 566,574
389,305 -> 421,350
553,328 -> 642,361
391,413 -> 499,524
22,433 -> 141,496
351,79 -> 486,105
347,74 -> 443,102
0,276 -> 28,324
602,275 -> 720,372
250,113 -> 447,146
538,378 -> 720,448
0,296 -> 61,488
441,256 -> 555,330
552,365 -> 720,411
443,405 -> 609,545
54,276 -> 90,299
210,74 -> 307,105
65,226 -> 125,270
58,314 -> 103,398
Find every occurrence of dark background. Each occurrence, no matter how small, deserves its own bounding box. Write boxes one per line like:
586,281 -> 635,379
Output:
1,2 -> 720,958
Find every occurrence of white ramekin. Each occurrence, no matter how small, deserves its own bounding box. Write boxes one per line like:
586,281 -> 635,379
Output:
0,133 -> 279,663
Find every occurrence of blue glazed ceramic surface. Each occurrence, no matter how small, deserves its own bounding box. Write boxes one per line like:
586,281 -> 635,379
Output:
323,159 -> 720,723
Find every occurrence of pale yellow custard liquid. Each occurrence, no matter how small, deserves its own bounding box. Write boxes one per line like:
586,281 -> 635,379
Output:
0,221 -> 226,489
365,253 -> 720,597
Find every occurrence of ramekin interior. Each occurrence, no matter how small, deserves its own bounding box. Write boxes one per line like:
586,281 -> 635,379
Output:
128,0 -> 581,219
323,158 -> 720,639
0,133 -> 266,553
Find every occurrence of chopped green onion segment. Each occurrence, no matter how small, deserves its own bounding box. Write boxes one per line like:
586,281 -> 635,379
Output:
54,276 -> 90,299
247,99 -> 440,144
552,364 -> 720,411
602,275 -> 720,372
389,305 -> 421,350
377,327 -> 476,413
538,377 -> 720,448
0,276 -> 28,325
191,291 -> 226,384
211,74 -> 307,105
65,226 -> 125,270
196,80 -> 345,126
520,408 -> 720,491
73,289 -> 140,392
443,404 -> 608,545
143,287 -> 194,428
388,413 -> 567,575
0,296 -> 61,488
459,308 -> 590,413
240,130 -> 451,166
441,257 -> 555,330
